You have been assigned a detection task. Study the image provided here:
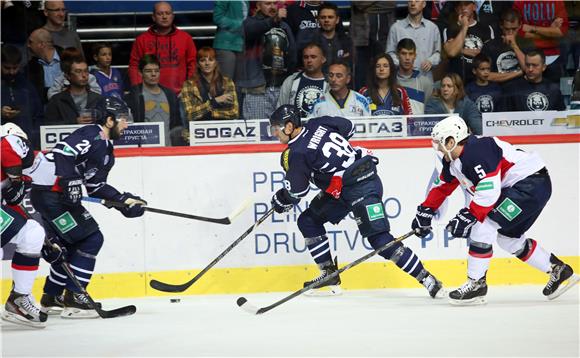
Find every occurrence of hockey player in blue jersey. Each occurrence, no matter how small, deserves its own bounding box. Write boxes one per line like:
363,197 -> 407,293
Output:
268,104 -> 444,297
412,116 -> 579,305
29,96 -> 147,318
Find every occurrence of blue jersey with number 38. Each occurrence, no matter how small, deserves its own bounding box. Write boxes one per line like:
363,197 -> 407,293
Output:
283,116 -> 358,200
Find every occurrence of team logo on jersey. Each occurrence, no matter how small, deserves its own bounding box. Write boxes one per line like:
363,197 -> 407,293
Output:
496,51 -> 518,73
463,34 -> 484,63
527,92 -> 549,111
476,95 -> 494,113
366,203 -> 385,221
52,212 -> 78,234
0,208 -> 15,235
296,85 -> 323,116
497,198 -> 522,221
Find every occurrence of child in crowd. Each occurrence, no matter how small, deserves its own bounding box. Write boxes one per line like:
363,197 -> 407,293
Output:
90,42 -> 124,99
465,54 -> 502,113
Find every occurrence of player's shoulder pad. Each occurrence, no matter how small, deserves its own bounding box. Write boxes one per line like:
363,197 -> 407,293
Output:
2,135 -> 30,158
462,135 -> 502,171
280,147 -> 291,172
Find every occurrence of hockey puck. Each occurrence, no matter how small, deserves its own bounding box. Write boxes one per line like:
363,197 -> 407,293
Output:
170,298 -> 181,303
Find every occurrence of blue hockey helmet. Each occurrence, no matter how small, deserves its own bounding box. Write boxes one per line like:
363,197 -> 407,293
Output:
95,96 -> 132,125
269,105 -> 301,135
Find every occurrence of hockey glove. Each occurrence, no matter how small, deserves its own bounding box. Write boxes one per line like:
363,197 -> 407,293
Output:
271,189 -> 294,213
412,205 -> 435,238
446,208 -> 478,238
60,177 -> 83,206
41,237 -> 68,265
117,192 -> 147,218
2,180 -> 25,205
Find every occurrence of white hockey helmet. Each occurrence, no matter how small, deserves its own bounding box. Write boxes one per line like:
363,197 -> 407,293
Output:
1,122 -> 28,140
431,116 -> 469,160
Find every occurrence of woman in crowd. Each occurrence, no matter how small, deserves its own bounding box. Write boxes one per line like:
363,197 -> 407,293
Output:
180,47 -> 239,121
359,53 -> 412,116
425,73 -> 482,134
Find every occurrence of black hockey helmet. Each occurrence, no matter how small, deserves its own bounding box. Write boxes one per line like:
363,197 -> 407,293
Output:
95,96 -> 132,125
269,104 -> 301,131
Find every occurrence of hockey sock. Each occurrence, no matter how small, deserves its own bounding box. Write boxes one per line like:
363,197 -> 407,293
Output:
390,246 -> 426,280
467,243 -> 492,280
515,239 -> 551,272
368,232 -> 426,280
66,250 -> 97,291
305,235 -> 332,267
43,264 -> 67,296
11,252 -> 40,295
64,231 -> 103,292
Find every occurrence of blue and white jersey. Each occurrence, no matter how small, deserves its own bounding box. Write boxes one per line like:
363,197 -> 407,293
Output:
422,135 -> 545,222
91,67 -> 124,99
29,125 -> 120,200
282,116 -> 357,200
310,90 -> 370,118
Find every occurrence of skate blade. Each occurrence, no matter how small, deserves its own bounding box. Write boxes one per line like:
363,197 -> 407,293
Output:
548,274 -> 580,300
41,306 -> 63,315
304,285 -> 342,297
1,311 -> 46,329
448,296 -> 487,306
432,287 -> 448,299
60,307 -> 99,319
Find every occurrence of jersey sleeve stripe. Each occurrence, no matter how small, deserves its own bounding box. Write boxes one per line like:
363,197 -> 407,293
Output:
422,175 -> 459,210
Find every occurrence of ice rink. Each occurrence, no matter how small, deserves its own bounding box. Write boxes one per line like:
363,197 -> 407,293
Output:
1,285 -> 578,357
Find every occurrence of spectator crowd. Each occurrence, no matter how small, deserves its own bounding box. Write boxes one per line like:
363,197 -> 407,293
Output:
2,0 -> 579,149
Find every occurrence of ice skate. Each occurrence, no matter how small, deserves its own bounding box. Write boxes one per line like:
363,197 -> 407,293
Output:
304,257 -> 342,296
449,276 -> 487,305
40,293 -> 65,315
1,291 -> 47,328
420,271 -> 445,298
61,289 -> 100,319
543,254 -> 580,300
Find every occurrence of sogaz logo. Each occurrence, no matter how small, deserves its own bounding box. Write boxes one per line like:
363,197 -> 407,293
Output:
352,119 -> 404,138
193,125 -> 257,139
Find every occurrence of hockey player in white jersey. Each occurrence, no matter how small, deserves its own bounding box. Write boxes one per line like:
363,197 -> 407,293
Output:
311,62 -> 370,118
412,116 -> 579,305
1,123 -> 47,328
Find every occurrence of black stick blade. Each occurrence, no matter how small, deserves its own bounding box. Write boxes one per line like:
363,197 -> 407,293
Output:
99,305 -> 137,318
149,279 -> 192,293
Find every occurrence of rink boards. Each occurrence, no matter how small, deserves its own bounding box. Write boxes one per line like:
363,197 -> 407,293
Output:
1,135 -> 579,300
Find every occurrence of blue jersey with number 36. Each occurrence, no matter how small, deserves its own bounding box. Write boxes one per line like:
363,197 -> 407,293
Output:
283,116 -> 358,200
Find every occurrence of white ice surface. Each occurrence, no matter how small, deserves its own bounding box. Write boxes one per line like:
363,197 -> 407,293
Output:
1,285 -> 578,358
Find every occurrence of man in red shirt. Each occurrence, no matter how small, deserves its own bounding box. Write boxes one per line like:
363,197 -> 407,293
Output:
128,1 -> 197,94
513,0 -> 568,82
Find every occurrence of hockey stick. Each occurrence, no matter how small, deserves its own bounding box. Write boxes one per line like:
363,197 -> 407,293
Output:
58,258 -> 137,319
17,204 -> 135,319
149,207 -> 275,293
82,196 -> 251,225
237,229 -> 418,315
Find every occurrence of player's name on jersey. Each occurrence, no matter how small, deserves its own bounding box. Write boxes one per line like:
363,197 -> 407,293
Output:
483,110 -> 580,136
40,123 -> 165,150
